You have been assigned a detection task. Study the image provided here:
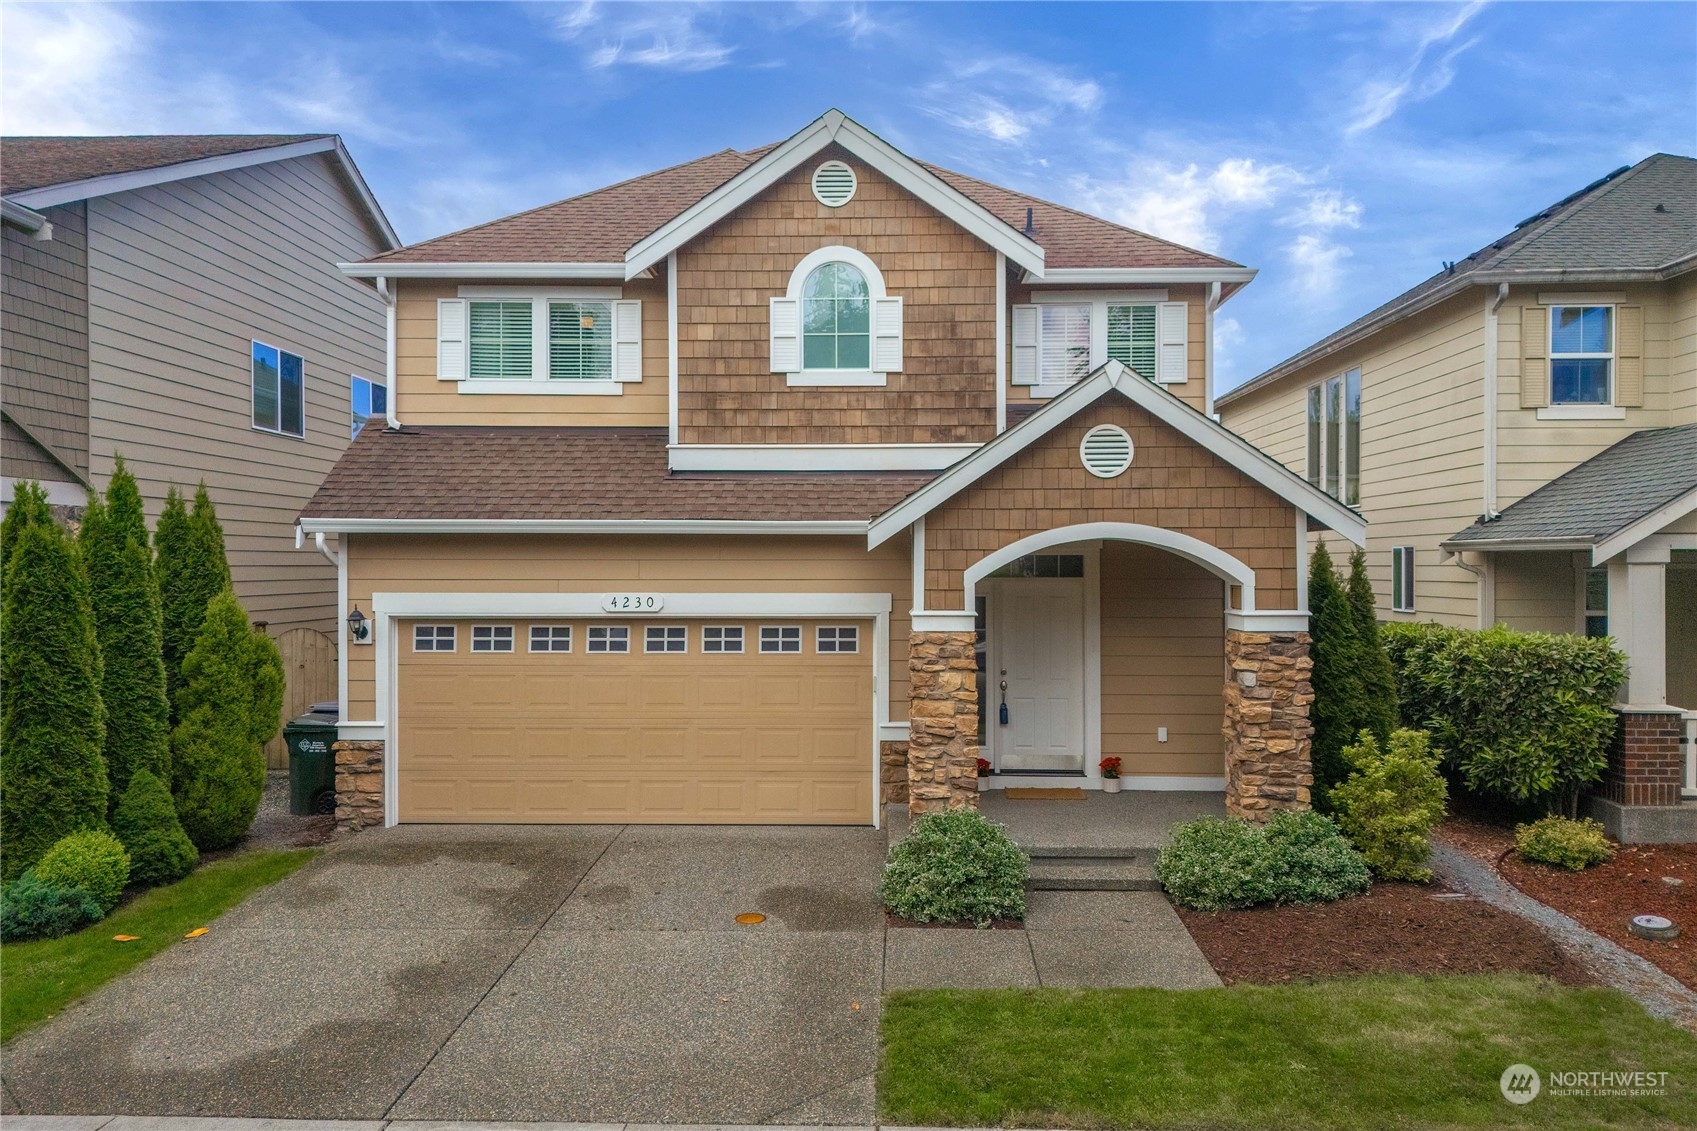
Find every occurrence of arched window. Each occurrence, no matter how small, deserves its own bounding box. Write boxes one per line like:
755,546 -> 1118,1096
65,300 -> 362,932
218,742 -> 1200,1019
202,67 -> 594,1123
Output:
802,261 -> 871,370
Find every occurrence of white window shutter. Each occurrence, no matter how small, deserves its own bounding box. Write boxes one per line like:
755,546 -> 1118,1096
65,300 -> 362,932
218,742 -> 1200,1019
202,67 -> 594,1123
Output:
770,297 -> 800,373
1156,301 -> 1188,383
613,299 -> 643,382
873,296 -> 903,372
1011,304 -> 1039,385
437,298 -> 467,381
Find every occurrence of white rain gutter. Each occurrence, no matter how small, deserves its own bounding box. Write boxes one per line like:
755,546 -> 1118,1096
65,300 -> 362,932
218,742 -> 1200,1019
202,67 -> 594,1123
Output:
295,524 -> 340,567
374,276 -> 400,428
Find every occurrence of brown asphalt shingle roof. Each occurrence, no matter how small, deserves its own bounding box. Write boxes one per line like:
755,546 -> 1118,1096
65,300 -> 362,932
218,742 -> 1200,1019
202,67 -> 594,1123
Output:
300,426 -> 937,522
1,134 -> 327,195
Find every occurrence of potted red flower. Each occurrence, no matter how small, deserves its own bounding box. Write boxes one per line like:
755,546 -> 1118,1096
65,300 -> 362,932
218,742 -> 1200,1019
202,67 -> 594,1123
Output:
976,756 -> 993,792
1099,756 -> 1123,794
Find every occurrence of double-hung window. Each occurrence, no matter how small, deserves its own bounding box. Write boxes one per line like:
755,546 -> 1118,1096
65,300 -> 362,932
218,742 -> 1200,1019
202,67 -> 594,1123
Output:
1305,368 -> 1361,506
1550,306 -> 1612,405
1012,296 -> 1187,394
438,292 -> 641,393
1583,568 -> 1609,637
351,376 -> 386,439
252,341 -> 305,438
1391,547 -> 1416,613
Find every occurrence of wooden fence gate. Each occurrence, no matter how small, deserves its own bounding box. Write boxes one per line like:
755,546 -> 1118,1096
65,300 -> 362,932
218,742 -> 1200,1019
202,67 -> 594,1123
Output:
264,627 -> 338,769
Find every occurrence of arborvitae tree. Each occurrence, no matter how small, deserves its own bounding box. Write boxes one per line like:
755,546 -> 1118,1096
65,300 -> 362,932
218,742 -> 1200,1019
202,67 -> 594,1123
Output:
1345,549 -> 1400,745
82,456 -> 171,804
1,521 -> 108,881
157,484 -> 229,719
111,767 -> 198,886
1307,541 -> 1364,806
190,482 -> 232,592
245,628 -> 286,751
1,479 -> 51,579
171,590 -> 266,851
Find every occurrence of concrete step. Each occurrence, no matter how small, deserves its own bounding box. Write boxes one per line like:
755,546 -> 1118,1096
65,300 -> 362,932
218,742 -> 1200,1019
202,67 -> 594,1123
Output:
1028,856 -> 1160,891
1023,845 -> 1148,859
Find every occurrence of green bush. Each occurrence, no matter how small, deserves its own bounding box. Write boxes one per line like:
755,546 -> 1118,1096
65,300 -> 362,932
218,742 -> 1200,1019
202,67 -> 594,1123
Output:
1330,729 -> 1448,882
1345,549 -> 1400,741
0,870 -> 104,941
1156,811 -> 1371,911
171,590 -> 267,850
111,768 -> 198,887
33,829 -> 130,915
1308,544 -> 1398,806
0,479 -> 51,578
1,518 -> 108,882
156,483 -> 230,721
244,627 -> 286,749
1516,816 -> 1614,871
1380,622 -> 1625,815
882,810 -> 1028,926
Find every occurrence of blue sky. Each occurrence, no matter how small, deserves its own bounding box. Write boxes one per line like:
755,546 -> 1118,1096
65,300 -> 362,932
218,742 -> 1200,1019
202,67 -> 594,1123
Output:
4,2 -> 1692,389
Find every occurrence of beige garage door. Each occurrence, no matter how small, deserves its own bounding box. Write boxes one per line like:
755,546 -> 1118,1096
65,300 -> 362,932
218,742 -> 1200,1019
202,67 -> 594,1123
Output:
396,618 -> 874,824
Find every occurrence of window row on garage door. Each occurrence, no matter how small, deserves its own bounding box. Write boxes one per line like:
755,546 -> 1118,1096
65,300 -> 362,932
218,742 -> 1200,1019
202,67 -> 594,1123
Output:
409,621 -> 861,656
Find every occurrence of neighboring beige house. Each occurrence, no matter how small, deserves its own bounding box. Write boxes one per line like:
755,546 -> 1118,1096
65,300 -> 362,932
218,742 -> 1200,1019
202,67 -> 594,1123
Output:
301,110 -> 1365,833
1218,153 -> 1697,841
1,134 -> 399,634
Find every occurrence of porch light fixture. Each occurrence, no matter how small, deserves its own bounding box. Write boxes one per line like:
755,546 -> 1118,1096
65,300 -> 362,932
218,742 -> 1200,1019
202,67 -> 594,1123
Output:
347,605 -> 371,645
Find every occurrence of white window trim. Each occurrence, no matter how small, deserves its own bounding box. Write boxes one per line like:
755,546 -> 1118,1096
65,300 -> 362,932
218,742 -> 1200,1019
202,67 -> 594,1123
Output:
759,624 -> 803,653
1303,368 -> 1360,506
1024,293 -> 1178,386
778,245 -> 895,388
587,624 -> 631,653
1536,404 -> 1627,420
644,624 -> 689,653
1546,303 -> 1616,409
470,624 -> 515,652
817,625 -> 860,653
528,624 -> 572,652
450,287 -> 632,395
251,339 -> 306,439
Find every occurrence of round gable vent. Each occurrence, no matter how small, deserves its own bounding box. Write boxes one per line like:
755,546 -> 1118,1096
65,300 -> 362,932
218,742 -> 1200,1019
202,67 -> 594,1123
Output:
1080,424 -> 1134,478
811,160 -> 857,207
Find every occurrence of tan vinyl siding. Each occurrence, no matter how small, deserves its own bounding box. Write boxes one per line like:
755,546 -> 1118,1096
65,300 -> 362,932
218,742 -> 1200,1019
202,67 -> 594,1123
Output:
1670,272 -> 1697,423
345,533 -> 913,722
1100,541 -> 1226,778
393,275 -> 669,427
85,152 -> 386,633
1492,551 -> 1580,634
2,201 -> 89,481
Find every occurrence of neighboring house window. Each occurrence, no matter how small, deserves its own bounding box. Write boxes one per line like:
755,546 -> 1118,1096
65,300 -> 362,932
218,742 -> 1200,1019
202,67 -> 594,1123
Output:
413,625 -> 456,652
1550,305 -> 1613,405
760,625 -> 802,653
1584,568 -> 1609,637
351,376 -> 386,439
1391,547 -> 1415,613
530,625 -> 572,652
803,262 -> 871,370
587,625 -> 630,653
1304,369 -> 1361,505
439,294 -> 640,391
1012,297 -> 1187,393
645,625 -> 687,653
252,341 -> 305,438
470,625 -> 514,653
816,625 -> 859,653
770,245 -> 901,386
702,625 -> 744,653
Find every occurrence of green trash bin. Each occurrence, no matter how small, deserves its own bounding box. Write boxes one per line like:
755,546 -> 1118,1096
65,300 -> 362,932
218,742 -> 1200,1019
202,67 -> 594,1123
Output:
284,709 -> 339,816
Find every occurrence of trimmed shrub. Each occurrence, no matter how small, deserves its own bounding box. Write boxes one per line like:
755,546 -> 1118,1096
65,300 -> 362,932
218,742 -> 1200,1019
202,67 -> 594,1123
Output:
1308,543 -> 1362,803
0,870 -> 104,941
1381,622 -> 1624,815
1156,811 -> 1371,911
83,456 -> 172,804
1516,816 -> 1614,871
1345,549 -> 1399,742
244,628 -> 286,749
1,520 -> 108,882
156,483 -> 230,720
171,590 -> 267,850
882,810 -> 1028,926
1,479 -> 51,578
1330,729 -> 1448,882
111,768 -> 198,887
33,829 -> 130,915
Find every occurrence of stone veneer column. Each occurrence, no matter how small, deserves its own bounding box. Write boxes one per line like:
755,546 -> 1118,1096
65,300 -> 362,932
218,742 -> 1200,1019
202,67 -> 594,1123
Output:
907,631 -> 980,814
1222,629 -> 1314,820
1602,708 -> 1684,808
333,740 -> 385,832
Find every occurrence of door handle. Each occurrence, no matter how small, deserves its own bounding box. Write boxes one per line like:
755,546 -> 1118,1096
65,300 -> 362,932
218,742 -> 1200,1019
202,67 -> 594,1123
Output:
998,677 -> 1009,725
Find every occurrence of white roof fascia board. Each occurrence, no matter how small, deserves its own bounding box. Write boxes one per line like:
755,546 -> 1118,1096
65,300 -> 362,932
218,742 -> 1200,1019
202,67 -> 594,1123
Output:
624,109 -> 1046,279
868,360 -> 1366,549
1439,537 -> 1596,553
1592,486 -> 1697,564
1027,267 -> 1257,285
339,261 -> 627,279
297,517 -> 869,536
327,136 -> 401,249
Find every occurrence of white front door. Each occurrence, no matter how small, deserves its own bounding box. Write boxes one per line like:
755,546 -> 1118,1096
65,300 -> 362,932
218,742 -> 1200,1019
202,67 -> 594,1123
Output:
989,578 -> 1086,773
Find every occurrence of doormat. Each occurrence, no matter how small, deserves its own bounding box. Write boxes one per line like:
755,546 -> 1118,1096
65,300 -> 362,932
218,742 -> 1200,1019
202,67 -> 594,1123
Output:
1002,787 -> 1086,801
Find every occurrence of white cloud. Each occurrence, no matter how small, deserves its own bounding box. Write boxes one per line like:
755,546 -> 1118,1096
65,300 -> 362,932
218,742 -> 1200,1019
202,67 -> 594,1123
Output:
552,2 -> 733,72
1288,188 -> 1363,232
1074,158 -> 1303,252
1346,1 -> 1486,136
2,4 -> 155,133
1286,233 -> 1354,298
1212,314 -> 1246,384
922,55 -> 1102,147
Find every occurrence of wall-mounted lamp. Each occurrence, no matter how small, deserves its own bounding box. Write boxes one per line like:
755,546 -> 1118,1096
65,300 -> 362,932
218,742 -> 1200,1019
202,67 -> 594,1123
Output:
347,605 -> 371,645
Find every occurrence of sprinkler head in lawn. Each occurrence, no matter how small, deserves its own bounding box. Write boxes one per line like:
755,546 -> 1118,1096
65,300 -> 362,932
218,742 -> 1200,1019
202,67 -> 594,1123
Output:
1628,915 -> 1679,942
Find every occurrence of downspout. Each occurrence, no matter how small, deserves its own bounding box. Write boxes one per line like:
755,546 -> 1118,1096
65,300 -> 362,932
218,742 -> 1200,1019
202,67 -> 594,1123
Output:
1482,283 -> 1508,518
375,276 -> 400,429
1204,281 -> 1222,419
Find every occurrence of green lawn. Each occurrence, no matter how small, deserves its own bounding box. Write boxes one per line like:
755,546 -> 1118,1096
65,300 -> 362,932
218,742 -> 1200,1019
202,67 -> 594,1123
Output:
881,976 -> 1697,1130
1,848 -> 318,1043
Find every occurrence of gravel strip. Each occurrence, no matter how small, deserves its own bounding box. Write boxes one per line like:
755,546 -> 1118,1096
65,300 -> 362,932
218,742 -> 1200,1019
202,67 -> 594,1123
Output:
1432,840 -> 1697,1030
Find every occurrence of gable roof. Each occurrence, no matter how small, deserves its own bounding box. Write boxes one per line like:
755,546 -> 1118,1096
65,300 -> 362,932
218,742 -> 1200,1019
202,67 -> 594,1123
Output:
348,110 -> 1242,279
866,360 -> 1367,549
1443,423 -> 1697,563
1,133 -> 399,249
1218,152 -> 1697,408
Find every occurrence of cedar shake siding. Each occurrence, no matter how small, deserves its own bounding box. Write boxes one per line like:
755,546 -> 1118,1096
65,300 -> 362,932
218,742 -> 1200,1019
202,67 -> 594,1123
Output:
676,148 -> 999,446
2,200 -> 90,483
922,393 -> 1300,610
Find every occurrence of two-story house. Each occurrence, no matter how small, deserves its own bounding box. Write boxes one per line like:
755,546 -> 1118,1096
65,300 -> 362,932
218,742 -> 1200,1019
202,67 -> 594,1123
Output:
2,134 -> 398,641
300,111 -> 1364,833
1219,153 -> 1697,842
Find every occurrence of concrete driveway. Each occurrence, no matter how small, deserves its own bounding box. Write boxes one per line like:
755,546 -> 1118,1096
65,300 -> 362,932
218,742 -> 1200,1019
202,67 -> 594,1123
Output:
1,824 -> 888,1124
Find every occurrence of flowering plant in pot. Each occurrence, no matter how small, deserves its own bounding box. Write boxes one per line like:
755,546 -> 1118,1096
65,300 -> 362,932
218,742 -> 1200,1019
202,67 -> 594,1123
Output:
1099,756 -> 1123,793
976,757 -> 993,791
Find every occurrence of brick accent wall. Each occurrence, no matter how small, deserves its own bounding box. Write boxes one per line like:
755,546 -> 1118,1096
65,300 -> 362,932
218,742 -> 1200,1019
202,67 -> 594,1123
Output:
881,740 -> 910,805
333,740 -> 384,831
922,394 -> 1300,610
1222,629 -> 1314,819
1602,709 -> 1684,808
908,631 -> 980,813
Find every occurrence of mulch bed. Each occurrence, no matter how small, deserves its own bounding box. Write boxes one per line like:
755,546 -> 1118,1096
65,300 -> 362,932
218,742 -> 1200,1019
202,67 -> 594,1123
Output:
886,912 -> 1024,929
1176,882 -> 1593,986
1439,816 -> 1695,989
